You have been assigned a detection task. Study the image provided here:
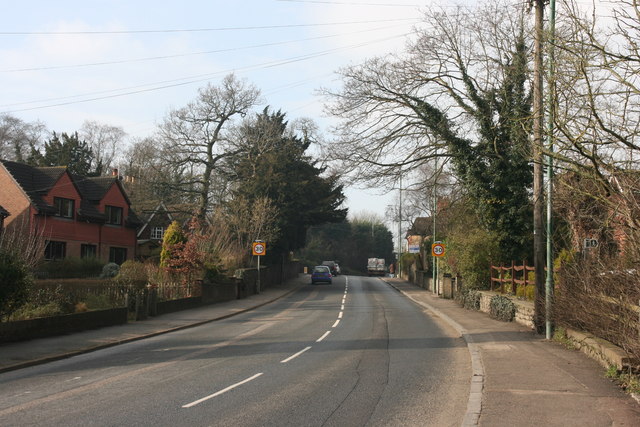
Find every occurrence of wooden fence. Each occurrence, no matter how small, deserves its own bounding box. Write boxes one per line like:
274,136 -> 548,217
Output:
490,261 -> 535,294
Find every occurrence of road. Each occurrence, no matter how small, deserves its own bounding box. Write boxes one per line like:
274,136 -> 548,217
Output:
0,276 -> 470,426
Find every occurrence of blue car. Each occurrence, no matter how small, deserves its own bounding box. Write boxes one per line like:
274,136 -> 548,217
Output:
311,265 -> 333,284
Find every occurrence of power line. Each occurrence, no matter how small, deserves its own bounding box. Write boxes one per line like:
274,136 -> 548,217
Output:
0,18 -> 417,35
1,32 -> 410,113
1,23 -> 413,73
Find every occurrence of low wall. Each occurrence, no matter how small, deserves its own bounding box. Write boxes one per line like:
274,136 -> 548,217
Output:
478,291 -> 535,330
0,308 -> 128,343
155,296 -> 203,316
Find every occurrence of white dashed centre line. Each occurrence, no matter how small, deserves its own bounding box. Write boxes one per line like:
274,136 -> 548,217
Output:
316,331 -> 331,342
182,373 -> 263,408
332,319 -> 340,328
281,346 -> 312,363
338,311 -> 343,319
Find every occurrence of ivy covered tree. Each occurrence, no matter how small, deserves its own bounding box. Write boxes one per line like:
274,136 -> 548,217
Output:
324,0 -> 533,262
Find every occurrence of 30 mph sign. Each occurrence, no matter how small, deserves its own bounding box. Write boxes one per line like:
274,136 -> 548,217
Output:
252,241 -> 266,256
431,242 -> 446,257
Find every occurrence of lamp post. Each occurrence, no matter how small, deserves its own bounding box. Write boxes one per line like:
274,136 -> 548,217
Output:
545,0 -> 556,340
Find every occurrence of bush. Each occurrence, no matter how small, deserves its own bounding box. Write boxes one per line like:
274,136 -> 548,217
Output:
516,284 -> 535,301
100,262 -> 120,278
489,295 -> 516,322
447,223 -> 502,289
37,257 -> 103,279
8,302 -> 64,321
456,287 -> 481,311
0,249 -> 32,320
114,260 -> 149,289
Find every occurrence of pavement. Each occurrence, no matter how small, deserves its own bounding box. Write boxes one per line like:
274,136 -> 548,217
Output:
1,275 -> 639,425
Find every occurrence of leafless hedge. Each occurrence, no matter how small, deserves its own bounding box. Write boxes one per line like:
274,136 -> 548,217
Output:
555,257 -> 640,363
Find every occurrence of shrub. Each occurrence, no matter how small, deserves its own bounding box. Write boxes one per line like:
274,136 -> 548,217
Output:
516,284 -> 535,301
447,223 -> 501,289
100,262 -> 120,278
37,257 -> 103,279
8,302 -> 64,321
0,249 -> 32,320
114,260 -> 149,289
489,295 -> 516,322
456,287 -> 481,311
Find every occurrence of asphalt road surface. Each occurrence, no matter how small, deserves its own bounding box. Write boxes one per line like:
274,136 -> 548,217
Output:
0,276 -> 470,426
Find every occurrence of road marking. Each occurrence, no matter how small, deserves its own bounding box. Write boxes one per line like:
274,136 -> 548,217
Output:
280,346 -> 312,363
341,304 -> 345,310
316,331 -> 331,342
182,373 -> 263,408
332,319 -> 340,328
338,311 -> 343,319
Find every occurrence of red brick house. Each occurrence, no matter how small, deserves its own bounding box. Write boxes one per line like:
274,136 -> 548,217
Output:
0,160 -> 142,264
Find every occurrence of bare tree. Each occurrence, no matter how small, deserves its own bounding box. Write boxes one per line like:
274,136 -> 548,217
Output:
158,74 -> 261,220
0,114 -> 46,162
552,0 -> 640,254
79,120 -> 127,176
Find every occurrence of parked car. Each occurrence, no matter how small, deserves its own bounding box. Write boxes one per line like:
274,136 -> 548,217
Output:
311,265 -> 333,284
321,260 -> 339,276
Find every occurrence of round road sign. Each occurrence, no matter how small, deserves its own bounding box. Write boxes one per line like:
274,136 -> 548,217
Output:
431,243 -> 446,257
252,242 -> 266,256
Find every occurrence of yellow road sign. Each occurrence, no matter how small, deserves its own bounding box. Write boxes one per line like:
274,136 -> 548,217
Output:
431,242 -> 446,257
252,241 -> 266,256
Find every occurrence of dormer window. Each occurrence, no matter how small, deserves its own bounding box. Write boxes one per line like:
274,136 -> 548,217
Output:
151,226 -> 165,240
53,197 -> 74,218
105,205 -> 123,225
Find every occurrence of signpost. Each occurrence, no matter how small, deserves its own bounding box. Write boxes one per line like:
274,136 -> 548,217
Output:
252,241 -> 266,293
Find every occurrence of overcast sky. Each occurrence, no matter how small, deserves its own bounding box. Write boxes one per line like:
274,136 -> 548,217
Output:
0,0 -> 609,227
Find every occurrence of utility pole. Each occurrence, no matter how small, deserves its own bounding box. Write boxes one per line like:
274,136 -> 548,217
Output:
532,0 -> 546,334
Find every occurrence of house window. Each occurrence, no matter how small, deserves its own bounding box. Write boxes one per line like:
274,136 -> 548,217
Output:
44,241 -> 66,260
105,205 -> 123,225
109,247 -> 127,265
81,244 -> 97,259
54,197 -> 74,218
151,226 -> 165,240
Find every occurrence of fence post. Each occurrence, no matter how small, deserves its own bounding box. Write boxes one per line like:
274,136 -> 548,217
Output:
510,261 -> 514,294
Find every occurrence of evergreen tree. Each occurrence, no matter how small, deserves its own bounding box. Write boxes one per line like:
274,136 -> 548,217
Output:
226,108 -> 347,259
29,132 -> 96,176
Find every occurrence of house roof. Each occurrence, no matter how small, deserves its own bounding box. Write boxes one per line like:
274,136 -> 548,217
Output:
136,201 -> 174,238
1,160 -> 142,228
406,217 -> 433,237
1,160 -> 66,214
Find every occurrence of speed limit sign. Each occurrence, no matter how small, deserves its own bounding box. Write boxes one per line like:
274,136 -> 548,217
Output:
252,241 -> 266,256
431,242 -> 446,257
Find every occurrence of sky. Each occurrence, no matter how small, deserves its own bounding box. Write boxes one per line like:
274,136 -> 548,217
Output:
1,0 -> 446,224
0,0 -> 610,232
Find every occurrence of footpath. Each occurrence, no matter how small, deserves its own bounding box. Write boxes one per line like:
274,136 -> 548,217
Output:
384,277 -> 640,426
1,275 -> 639,425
